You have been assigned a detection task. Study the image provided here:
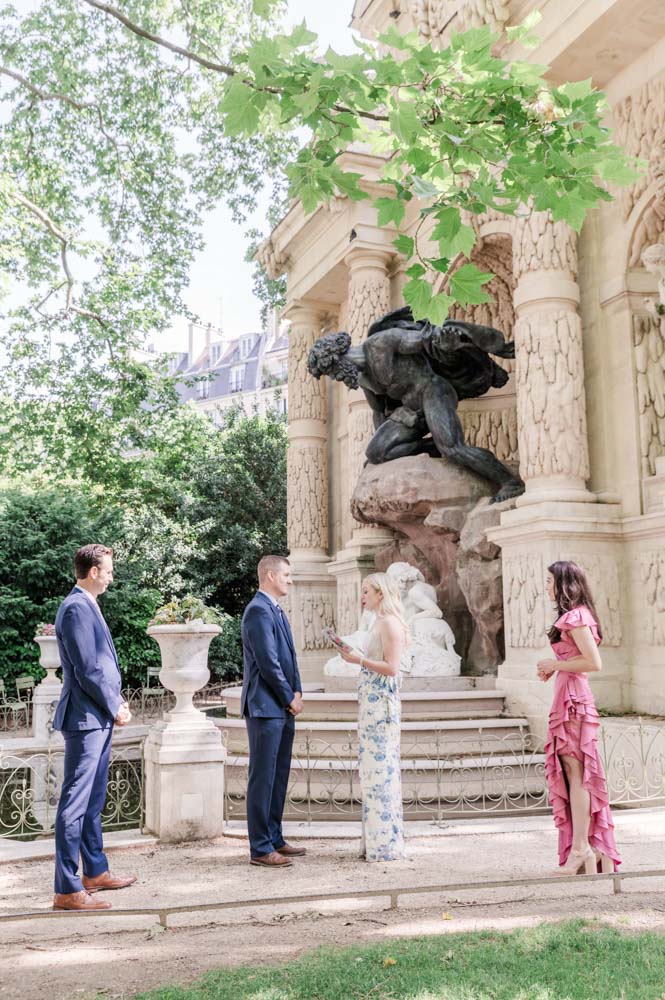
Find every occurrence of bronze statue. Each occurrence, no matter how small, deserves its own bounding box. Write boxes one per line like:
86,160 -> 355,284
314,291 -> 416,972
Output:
307,306 -> 524,504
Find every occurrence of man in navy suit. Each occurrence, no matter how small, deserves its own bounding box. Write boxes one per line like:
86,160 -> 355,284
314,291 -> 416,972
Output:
52,544 -> 137,911
241,555 -> 305,868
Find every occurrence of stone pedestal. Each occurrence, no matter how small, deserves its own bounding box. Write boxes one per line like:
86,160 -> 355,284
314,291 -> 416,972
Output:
32,636 -> 63,742
144,624 -> 225,842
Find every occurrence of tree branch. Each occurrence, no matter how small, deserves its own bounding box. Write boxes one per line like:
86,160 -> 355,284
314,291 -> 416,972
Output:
80,0 -> 390,123
1,64 -> 129,223
80,0 -> 236,75
13,191 -> 116,356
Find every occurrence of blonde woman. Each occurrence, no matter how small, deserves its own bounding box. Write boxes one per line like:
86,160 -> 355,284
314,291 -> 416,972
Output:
339,573 -> 409,862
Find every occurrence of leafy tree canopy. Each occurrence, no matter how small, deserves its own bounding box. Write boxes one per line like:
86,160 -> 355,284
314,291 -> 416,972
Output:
0,1 -> 640,464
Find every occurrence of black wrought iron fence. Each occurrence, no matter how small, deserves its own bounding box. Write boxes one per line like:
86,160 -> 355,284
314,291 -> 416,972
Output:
0,741 -> 145,841
224,722 -> 665,824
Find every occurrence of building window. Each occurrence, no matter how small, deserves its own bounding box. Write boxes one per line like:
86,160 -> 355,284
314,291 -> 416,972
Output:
197,379 -> 210,400
230,365 -> 244,392
239,336 -> 253,359
210,342 -> 222,364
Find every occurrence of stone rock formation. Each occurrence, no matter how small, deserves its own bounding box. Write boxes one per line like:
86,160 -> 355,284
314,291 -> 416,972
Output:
352,454 -> 516,670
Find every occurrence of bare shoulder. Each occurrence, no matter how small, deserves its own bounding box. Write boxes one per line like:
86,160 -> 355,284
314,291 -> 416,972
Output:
379,614 -> 403,639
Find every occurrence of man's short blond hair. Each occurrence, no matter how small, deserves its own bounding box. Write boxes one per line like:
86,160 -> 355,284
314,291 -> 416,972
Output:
257,554 -> 290,583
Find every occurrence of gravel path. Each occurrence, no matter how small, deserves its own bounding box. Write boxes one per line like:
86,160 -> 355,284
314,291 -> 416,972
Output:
1,810 -> 664,1000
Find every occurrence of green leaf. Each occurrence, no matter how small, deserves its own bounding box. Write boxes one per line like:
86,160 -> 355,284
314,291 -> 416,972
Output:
402,276 -> 432,321
288,21 -> 318,48
427,291 -> 455,326
450,263 -> 493,306
597,157 -> 642,186
506,10 -> 542,49
219,78 -> 260,137
393,234 -> 414,257
412,176 -> 440,200
375,197 -> 405,228
251,0 -> 281,18
332,170 -> 368,202
551,193 -> 588,231
556,79 -> 595,105
432,209 -> 475,259
426,257 -> 451,274
390,101 -> 421,144
405,263 -> 426,279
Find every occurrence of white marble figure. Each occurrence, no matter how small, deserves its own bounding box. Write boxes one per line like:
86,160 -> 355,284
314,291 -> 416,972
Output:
324,561 -> 461,678
323,609 -> 376,677
387,562 -> 461,677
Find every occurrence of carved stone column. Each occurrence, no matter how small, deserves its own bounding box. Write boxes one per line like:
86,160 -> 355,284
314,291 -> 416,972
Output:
284,301 -> 337,681
512,211 -> 594,505
329,249 -> 394,636
287,302 -> 329,561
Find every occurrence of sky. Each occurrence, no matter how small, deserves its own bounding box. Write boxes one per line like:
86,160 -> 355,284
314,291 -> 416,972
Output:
166,1 -> 360,353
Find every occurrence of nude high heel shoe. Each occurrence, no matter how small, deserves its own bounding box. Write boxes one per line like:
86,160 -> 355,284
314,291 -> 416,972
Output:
556,846 -> 596,876
596,852 -> 615,874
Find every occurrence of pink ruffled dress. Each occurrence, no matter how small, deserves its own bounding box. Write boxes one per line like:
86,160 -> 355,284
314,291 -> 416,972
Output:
545,605 -> 621,869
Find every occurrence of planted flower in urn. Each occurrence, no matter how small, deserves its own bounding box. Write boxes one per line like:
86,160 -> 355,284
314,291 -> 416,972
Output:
147,596 -> 223,720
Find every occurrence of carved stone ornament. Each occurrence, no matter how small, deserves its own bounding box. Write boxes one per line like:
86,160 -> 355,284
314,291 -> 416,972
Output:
514,309 -> 590,482
632,313 -> 665,477
504,553 -> 547,648
407,0 -> 510,40
614,76 -> 665,266
255,235 -> 289,280
300,592 -> 337,651
287,444 -> 328,552
640,549 -> 665,646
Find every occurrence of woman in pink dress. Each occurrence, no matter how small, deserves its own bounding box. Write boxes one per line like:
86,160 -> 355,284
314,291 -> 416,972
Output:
537,561 -> 621,876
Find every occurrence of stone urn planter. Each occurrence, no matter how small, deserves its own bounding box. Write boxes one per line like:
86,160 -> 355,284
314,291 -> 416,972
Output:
32,632 -> 63,740
144,602 -> 226,842
145,622 -> 222,725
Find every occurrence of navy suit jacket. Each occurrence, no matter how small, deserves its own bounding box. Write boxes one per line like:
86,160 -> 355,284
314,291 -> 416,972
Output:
240,592 -> 302,718
53,588 -> 124,732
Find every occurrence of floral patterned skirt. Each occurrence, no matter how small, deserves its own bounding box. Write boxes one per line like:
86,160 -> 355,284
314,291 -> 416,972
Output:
357,669 -> 405,862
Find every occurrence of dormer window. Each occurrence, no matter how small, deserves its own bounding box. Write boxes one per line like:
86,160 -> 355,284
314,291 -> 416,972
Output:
230,365 -> 244,392
239,336 -> 253,359
210,342 -> 223,364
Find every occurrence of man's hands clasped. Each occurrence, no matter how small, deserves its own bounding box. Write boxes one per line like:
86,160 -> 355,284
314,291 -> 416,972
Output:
288,692 -> 304,717
115,702 -> 132,726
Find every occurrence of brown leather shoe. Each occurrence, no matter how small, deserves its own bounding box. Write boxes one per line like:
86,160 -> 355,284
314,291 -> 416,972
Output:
82,870 -> 137,892
276,843 -> 307,857
53,890 -> 112,911
250,850 -> 292,868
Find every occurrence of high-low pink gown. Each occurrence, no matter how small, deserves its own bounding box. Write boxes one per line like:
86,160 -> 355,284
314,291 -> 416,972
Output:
544,605 -> 621,869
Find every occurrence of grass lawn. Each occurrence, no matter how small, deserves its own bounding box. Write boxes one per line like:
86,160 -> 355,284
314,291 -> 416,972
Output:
134,919 -> 665,1000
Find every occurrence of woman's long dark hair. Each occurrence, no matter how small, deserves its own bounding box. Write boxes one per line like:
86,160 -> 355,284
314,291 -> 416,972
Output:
547,561 -> 603,643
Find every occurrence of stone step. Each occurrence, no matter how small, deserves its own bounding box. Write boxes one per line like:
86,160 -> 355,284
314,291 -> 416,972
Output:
218,716 -> 532,758
224,751 -> 547,821
222,686 -> 508,722
322,675 -> 497,693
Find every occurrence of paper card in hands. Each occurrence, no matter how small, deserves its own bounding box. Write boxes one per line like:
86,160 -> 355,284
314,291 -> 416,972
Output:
322,626 -> 363,658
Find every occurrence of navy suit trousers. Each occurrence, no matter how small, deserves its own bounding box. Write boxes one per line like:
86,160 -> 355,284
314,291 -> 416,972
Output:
245,715 -> 295,858
54,728 -> 113,894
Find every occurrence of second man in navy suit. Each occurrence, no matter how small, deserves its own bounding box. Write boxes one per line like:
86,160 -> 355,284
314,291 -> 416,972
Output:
241,555 -> 305,867
52,544 -> 137,910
